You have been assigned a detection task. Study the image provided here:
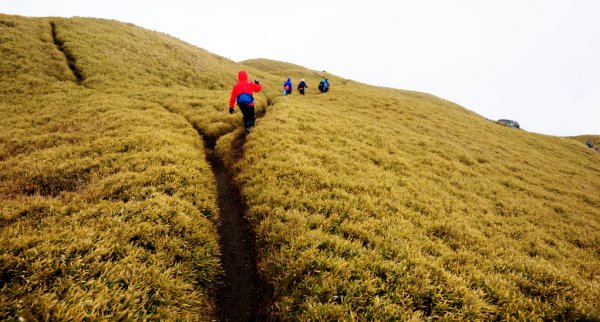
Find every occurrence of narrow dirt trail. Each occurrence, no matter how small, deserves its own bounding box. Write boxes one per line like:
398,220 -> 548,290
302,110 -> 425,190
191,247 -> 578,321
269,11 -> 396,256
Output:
203,136 -> 260,321
204,103 -> 272,321
50,21 -> 84,83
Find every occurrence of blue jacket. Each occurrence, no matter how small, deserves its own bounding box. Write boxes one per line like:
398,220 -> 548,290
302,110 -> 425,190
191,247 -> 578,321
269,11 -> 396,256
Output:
298,80 -> 307,89
284,78 -> 292,90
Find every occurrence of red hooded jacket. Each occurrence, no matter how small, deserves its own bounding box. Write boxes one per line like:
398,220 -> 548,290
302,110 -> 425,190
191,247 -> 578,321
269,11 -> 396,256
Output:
229,70 -> 262,108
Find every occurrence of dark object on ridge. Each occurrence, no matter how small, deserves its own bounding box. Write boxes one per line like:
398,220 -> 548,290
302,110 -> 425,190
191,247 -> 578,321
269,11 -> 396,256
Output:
585,139 -> 594,148
497,119 -> 520,129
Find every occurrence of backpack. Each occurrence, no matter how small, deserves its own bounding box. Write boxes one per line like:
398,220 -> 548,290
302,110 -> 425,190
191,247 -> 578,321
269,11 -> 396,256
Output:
237,93 -> 254,105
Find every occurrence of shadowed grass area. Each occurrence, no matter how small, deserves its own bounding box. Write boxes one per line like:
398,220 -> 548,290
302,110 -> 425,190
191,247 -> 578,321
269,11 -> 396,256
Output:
1,13 -> 599,321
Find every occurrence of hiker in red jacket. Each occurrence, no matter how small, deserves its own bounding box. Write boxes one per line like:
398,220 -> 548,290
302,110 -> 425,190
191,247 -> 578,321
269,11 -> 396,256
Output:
229,70 -> 262,133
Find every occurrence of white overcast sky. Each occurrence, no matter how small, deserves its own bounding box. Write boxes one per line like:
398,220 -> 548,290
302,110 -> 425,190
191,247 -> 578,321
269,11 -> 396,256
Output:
2,0 -> 599,136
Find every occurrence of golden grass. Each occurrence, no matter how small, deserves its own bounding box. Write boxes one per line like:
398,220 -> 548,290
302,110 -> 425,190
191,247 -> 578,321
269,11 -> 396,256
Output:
573,135 -> 600,150
237,61 -> 600,320
1,14 -> 225,320
2,13 -> 599,321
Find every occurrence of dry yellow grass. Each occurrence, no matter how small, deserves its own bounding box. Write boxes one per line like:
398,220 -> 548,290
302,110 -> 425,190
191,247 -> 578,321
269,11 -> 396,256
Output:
2,13 -> 599,321
573,135 -> 600,150
237,60 -> 600,320
0,14 -> 225,320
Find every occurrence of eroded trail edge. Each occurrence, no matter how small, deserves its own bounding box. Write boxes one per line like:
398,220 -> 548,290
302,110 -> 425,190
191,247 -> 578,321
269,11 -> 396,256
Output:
205,104 -> 271,322
50,21 -> 84,83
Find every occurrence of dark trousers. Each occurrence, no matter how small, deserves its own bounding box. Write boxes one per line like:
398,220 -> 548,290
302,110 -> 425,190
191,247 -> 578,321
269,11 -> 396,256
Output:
239,104 -> 255,129
298,87 -> 305,95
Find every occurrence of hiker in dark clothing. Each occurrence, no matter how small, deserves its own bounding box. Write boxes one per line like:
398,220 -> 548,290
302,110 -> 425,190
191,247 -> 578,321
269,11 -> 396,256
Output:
229,70 -> 262,133
318,78 -> 330,93
298,78 -> 308,95
585,139 -> 594,149
284,78 -> 292,95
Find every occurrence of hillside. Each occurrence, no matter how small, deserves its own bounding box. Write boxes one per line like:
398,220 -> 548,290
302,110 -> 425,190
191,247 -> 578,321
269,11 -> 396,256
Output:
0,14 -> 231,320
237,60 -> 600,320
2,14 -> 600,321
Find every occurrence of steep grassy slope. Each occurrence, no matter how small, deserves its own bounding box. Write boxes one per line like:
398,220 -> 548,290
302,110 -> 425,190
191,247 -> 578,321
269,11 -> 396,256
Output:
0,14 -> 238,320
237,60 -> 600,320
49,17 -> 284,138
2,13 -> 600,321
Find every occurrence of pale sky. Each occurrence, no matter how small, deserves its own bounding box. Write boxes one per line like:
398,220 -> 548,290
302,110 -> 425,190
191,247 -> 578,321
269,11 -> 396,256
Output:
2,0 -> 599,136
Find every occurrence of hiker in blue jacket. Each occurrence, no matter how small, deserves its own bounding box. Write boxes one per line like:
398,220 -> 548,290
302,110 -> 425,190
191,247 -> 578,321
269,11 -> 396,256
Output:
318,78 -> 330,93
284,78 -> 292,95
298,78 -> 308,95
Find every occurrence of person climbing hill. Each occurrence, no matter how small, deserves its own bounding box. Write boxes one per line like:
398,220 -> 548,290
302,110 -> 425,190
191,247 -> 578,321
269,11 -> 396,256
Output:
284,78 -> 292,95
318,78 -> 330,93
229,70 -> 262,133
298,78 -> 308,95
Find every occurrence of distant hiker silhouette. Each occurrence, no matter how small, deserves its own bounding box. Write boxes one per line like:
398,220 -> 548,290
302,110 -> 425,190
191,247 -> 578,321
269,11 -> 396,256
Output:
318,78 -> 330,93
229,70 -> 262,133
585,139 -> 594,149
283,78 -> 292,95
298,78 -> 308,95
